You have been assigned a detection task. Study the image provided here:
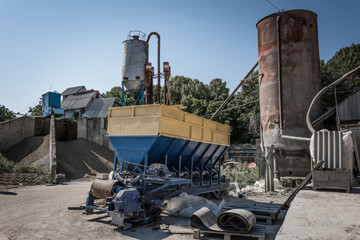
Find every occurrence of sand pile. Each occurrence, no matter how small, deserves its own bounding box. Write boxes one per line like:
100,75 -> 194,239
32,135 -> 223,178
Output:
3,135 -> 50,170
2,136 -> 114,179
56,138 -> 114,179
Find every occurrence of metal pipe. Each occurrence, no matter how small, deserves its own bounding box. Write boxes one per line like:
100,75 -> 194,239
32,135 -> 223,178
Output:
306,65 -> 360,133
146,32 -> 161,103
273,156 -> 280,180
163,62 -> 171,105
146,65 -> 154,104
280,135 -> 311,142
265,145 -> 275,192
277,15 -> 284,131
210,56 -> 261,120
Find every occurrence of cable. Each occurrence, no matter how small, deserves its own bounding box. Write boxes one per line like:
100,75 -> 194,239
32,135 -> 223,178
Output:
18,97 -> 41,114
265,0 -> 282,12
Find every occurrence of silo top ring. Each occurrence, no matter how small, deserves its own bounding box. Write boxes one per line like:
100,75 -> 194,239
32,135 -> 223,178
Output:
127,30 -> 146,40
256,9 -> 317,27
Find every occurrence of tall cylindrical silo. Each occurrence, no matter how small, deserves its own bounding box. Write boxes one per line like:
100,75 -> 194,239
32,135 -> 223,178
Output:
257,9 -> 322,151
122,35 -> 148,91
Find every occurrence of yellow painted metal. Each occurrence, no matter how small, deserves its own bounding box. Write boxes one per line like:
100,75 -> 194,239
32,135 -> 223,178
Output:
107,104 -> 230,146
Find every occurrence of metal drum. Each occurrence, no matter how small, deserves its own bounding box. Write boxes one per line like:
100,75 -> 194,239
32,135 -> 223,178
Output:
90,179 -> 123,199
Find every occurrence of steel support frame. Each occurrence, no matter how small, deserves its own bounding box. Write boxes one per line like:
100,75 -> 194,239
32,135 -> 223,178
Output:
121,81 -> 144,106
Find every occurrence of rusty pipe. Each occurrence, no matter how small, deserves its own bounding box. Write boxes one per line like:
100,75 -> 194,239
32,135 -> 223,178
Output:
277,15 -> 284,132
146,32 -> 161,103
164,63 -> 171,105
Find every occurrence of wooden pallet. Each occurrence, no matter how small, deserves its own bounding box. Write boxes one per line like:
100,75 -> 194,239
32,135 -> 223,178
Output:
224,203 -> 281,225
193,225 -> 266,240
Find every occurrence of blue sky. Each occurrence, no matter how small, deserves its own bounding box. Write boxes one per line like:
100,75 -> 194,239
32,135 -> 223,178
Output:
1,0 -> 359,114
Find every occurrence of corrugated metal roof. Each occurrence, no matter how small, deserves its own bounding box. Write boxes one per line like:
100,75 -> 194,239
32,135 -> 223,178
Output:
338,89 -> 360,121
62,91 -> 96,110
62,86 -> 87,96
83,98 -> 116,118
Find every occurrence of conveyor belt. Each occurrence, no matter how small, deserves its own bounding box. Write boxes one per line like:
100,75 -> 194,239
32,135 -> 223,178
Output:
190,207 -> 256,233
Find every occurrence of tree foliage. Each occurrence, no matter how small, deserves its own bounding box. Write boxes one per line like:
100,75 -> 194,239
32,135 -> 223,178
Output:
0,105 -> 16,122
102,86 -> 135,105
169,76 -> 258,143
169,76 -> 229,122
227,72 -> 260,143
321,43 -> 360,110
28,105 -> 42,116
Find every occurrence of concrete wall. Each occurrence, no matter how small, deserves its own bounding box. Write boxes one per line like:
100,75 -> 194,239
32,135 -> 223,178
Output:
278,151 -> 311,177
34,118 -> 50,136
77,117 -> 112,150
50,115 -> 56,180
0,117 -> 35,152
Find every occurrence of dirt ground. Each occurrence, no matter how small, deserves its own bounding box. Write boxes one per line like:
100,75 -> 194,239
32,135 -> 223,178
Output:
0,180 -> 289,240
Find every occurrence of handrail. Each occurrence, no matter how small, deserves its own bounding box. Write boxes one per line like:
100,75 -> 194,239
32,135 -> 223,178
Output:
306,65 -> 360,133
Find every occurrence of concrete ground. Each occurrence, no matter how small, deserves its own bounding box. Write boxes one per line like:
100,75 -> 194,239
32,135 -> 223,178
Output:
2,180 -> 359,240
276,187 -> 360,240
0,181 -> 193,240
0,180 -> 288,240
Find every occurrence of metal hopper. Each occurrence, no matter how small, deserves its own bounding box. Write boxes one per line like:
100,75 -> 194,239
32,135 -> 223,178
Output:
107,104 -> 230,198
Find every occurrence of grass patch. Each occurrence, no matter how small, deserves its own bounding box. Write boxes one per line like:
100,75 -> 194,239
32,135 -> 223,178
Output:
13,163 -> 45,173
0,154 -> 14,173
0,154 -> 46,174
222,161 -> 259,189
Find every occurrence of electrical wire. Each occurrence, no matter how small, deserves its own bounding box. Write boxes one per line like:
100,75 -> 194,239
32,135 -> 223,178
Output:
17,97 -> 41,114
265,0 -> 282,12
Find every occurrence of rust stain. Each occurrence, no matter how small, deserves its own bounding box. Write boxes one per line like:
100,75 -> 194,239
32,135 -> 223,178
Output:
257,10 -> 322,141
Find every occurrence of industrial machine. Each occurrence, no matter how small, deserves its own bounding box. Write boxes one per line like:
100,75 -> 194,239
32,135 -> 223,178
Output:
84,31 -> 230,228
85,105 -> 230,228
41,92 -> 64,117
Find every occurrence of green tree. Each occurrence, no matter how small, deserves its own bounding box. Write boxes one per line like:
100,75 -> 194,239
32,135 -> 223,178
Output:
321,43 -> 360,110
102,86 -> 135,105
227,71 -> 260,143
28,105 -> 42,116
169,76 -> 230,122
0,105 -> 16,122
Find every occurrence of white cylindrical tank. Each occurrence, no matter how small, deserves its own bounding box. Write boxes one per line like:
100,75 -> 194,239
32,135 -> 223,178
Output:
122,34 -> 148,91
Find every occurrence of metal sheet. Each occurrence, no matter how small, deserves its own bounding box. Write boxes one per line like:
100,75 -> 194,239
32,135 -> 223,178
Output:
107,135 -> 228,173
122,38 -> 148,90
62,86 -> 87,96
257,10 -> 322,148
107,105 -> 230,146
338,89 -> 360,121
84,98 -> 116,118
313,131 -> 342,168
61,91 -> 97,110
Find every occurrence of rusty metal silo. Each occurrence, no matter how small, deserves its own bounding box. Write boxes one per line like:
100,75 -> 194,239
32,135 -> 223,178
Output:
257,9 -> 322,150
257,10 -> 322,178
